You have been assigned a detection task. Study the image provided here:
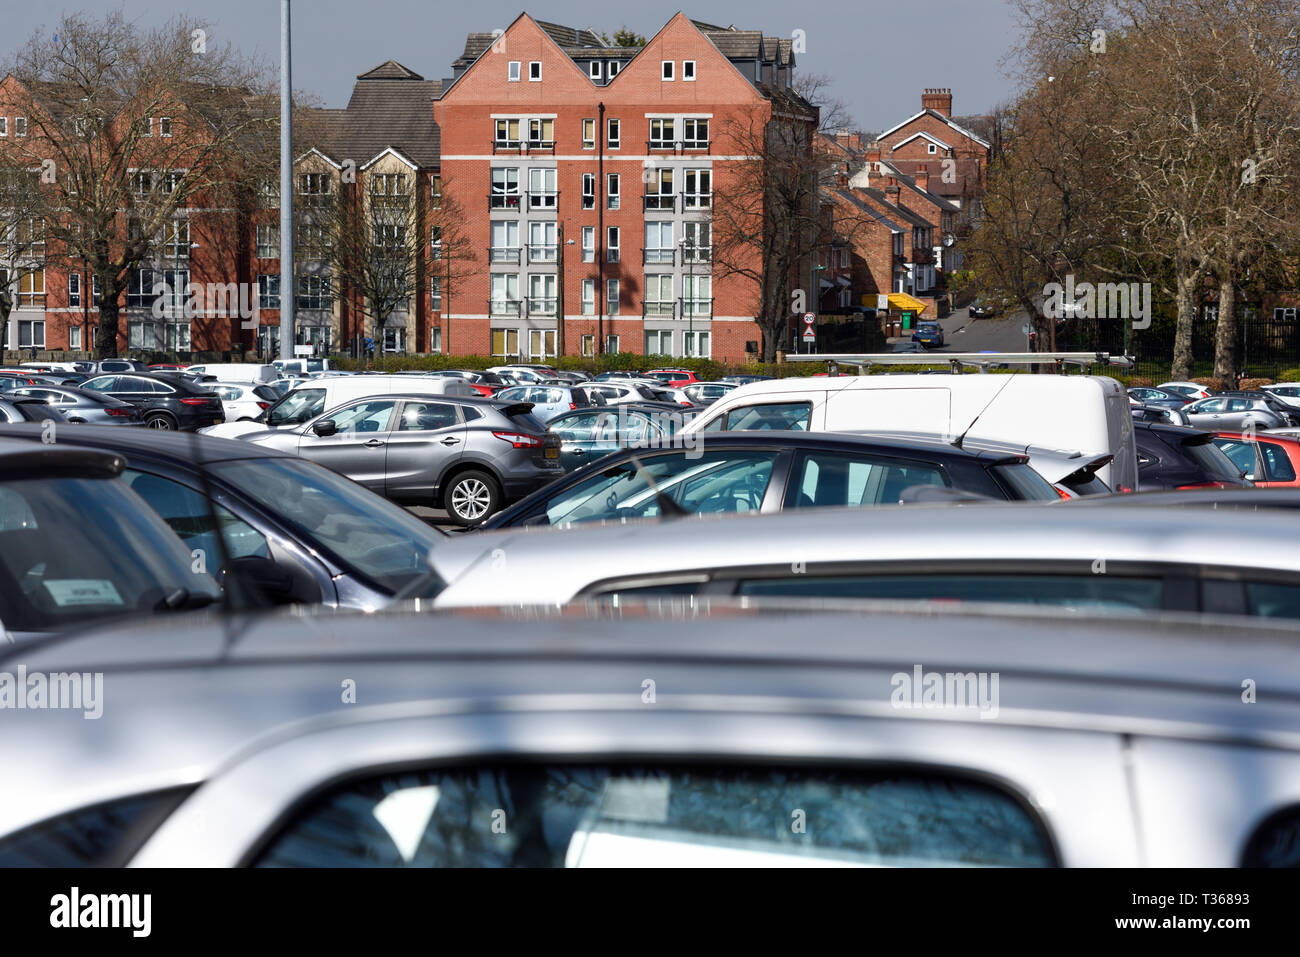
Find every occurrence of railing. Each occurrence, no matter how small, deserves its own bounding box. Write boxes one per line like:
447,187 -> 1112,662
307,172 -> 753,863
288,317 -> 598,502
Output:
678,297 -> 715,318
489,192 -> 522,211
489,298 -> 522,317
681,191 -> 713,210
527,190 -> 559,211
527,243 -> 557,263
646,139 -> 712,153
643,247 -> 676,265
642,300 -> 675,317
489,246 -> 521,264
491,138 -> 556,154
643,193 -> 677,211
527,297 -> 557,316
682,245 -> 713,263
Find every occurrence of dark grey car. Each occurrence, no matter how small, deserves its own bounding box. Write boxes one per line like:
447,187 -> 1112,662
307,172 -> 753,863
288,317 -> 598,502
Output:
8,385 -> 143,425
245,393 -> 563,524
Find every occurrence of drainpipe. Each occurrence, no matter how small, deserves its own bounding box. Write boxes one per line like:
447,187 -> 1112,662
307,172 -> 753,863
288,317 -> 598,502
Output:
597,101 -> 605,356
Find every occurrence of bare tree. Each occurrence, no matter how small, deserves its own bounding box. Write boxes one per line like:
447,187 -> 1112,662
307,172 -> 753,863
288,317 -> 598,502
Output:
0,164 -> 46,340
3,10 -> 275,357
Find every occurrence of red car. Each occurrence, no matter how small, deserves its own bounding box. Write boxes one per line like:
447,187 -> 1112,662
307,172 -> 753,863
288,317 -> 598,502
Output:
646,368 -> 700,387
1212,431 -> 1300,486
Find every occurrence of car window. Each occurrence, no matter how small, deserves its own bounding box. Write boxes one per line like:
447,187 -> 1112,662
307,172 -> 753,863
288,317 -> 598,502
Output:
13,388 -> 62,403
550,411 -> 601,442
1193,398 -> 1225,413
123,469 -> 269,562
497,388 -> 527,403
1215,440 -> 1257,475
547,389 -> 567,404
712,402 -> 812,432
1245,583 -> 1300,619
82,376 -> 118,392
1259,442 -> 1297,482
396,401 -> 460,432
991,463 -> 1061,501
115,376 -> 155,393
266,388 -> 326,427
733,573 -> 1165,611
324,400 -> 396,434
253,764 -> 1055,868
785,451 -> 949,509
0,788 -> 194,867
1227,399 -> 1251,412
541,450 -> 779,526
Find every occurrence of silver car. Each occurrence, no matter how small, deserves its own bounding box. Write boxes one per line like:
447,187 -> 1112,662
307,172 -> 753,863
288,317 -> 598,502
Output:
2,604 -> 1298,866
7,385 -> 142,425
1182,395 -> 1288,430
244,393 -> 563,524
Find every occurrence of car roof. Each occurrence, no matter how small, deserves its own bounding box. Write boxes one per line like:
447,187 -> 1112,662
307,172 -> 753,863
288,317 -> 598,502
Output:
0,436 -> 125,477
0,423 -> 295,465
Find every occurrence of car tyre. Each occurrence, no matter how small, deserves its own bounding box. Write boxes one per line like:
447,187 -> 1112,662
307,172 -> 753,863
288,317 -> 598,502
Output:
145,412 -> 177,430
445,470 -> 500,526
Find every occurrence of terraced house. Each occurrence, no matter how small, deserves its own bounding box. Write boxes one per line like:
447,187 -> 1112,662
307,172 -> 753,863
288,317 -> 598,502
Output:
434,12 -> 811,362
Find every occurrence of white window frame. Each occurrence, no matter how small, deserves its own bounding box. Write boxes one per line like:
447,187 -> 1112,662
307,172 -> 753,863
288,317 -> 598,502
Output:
682,60 -> 696,81
581,172 -> 595,209
661,60 -> 674,81
256,224 -> 279,259
159,117 -> 172,137
608,62 -> 621,78
582,226 -> 595,263
14,117 -> 26,137
606,278 -> 620,316
508,61 -> 521,82
607,173 -> 620,210
581,279 -> 595,315
582,118 -> 595,149
588,61 -> 601,81
430,276 -> 442,311
68,325 -> 82,350
645,274 -> 674,316
581,334 -> 594,357
0,118 -> 7,137
646,329 -> 672,355
430,327 -> 442,353
491,327 -> 521,358
529,61 -> 542,82
68,272 -> 81,308
607,118 -> 620,149
645,221 -> 674,264
684,330 -> 711,358
606,226 -> 620,263
528,274 -> 557,316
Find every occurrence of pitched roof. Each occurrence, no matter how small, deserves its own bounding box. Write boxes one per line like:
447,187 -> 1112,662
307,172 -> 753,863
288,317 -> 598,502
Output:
887,157 -> 981,199
357,60 -> 424,81
879,108 -> 992,150
831,187 -> 904,232
881,162 -> 961,212
855,186 -> 934,229
310,62 -> 441,168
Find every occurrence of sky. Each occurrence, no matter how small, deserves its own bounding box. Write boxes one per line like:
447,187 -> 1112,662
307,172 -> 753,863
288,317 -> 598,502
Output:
1,1 -> 1023,131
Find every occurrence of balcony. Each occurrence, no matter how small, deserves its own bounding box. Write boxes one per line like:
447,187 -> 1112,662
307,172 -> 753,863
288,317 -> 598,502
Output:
489,298 -> 522,317
678,297 -> 714,318
682,245 -> 713,264
527,190 -> 559,211
643,193 -> 677,212
645,139 -> 712,154
642,300 -> 675,318
489,246 -> 521,264
527,243 -> 557,263
643,247 -> 676,266
527,297 -> 557,316
489,192 -> 522,211
681,192 -> 713,210
491,138 -> 556,155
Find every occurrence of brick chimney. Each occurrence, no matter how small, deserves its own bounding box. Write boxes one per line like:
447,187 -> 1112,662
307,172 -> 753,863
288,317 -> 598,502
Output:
915,164 -> 929,192
921,87 -> 952,116
865,140 -> 882,168
884,176 -> 902,205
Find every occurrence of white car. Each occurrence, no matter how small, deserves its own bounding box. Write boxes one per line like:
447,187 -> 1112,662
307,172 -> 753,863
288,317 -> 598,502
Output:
1262,384 -> 1300,411
205,381 -> 280,422
1158,381 -> 1215,400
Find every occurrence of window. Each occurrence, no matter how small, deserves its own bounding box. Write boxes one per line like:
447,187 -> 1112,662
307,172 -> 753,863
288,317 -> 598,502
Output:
529,168 -> 557,209
582,172 -> 595,209
1275,307 -> 1298,322
607,118 -> 620,149
508,61 -> 521,82
527,328 -> 555,359
529,61 -> 541,81
430,327 -> 442,353
645,222 -> 674,264
683,222 -> 711,261
646,329 -> 673,355
606,279 -> 620,316
606,226 -> 620,263
429,175 -> 442,208
490,220 -> 520,263
662,60 -> 674,81
682,118 -> 709,149
581,279 -> 595,315
527,118 -> 554,147
160,170 -> 183,194
298,173 -> 331,202
928,143 -> 937,154
495,119 -> 521,148
490,167 -> 520,208
582,118 -> 595,149
68,326 -> 82,350
257,180 -> 279,209
490,274 -> 520,315
381,326 -> 406,354
683,169 -> 712,208
428,225 -> 441,260
14,117 -> 26,137
683,60 -> 696,81
18,318 -> 45,347
159,117 -> 172,136
371,173 -> 407,204
649,118 -> 675,149
0,118 -> 6,136
607,173 -> 620,210
130,171 -> 153,196
683,275 -> 711,316
296,276 -> 331,310
588,61 -> 601,81
297,223 -> 329,258
18,270 -> 44,307
608,61 -> 621,78
684,331 -> 710,358
702,401 -> 813,432
645,275 -> 673,316
491,327 -> 520,358
68,273 -> 81,308
430,276 -> 442,311
528,221 -> 557,262
782,450 -> 949,509
256,224 -> 279,259
528,274 -> 557,315
395,401 -> 458,433
582,226 -> 595,263
256,274 -> 279,308
644,168 -> 674,210
581,334 -> 594,357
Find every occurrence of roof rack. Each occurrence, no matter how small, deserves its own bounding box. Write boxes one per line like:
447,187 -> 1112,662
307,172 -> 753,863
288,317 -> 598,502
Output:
782,351 -> 1134,374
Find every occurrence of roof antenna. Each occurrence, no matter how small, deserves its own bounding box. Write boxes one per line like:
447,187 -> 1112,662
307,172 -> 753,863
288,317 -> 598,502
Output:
950,372 -> 1016,449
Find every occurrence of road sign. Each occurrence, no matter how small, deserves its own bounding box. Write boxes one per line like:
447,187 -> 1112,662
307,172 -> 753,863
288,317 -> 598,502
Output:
802,328 -> 816,343
802,312 -> 816,326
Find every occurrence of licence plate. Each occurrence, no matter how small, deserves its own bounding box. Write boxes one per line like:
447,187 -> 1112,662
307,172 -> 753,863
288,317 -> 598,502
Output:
545,447 -> 558,459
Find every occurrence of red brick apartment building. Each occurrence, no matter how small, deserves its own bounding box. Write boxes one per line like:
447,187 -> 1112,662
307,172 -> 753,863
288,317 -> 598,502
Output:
434,12 -> 802,362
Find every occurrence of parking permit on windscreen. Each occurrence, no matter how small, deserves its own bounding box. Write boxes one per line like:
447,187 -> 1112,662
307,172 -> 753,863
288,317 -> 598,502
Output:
43,580 -> 125,607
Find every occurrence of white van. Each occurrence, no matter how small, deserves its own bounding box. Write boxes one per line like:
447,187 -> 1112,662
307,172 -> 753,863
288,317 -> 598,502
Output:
685,373 -> 1137,491
273,357 -> 333,375
186,362 -> 278,384
199,374 -> 479,439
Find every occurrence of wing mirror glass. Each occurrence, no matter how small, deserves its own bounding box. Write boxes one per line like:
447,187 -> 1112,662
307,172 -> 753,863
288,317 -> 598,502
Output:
312,419 -> 337,437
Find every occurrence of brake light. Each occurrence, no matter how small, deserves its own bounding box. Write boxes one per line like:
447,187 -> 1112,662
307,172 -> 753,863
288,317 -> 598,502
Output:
493,431 -> 543,448
179,397 -> 210,406
104,407 -> 133,417
1053,485 -> 1073,500
569,402 -> 577,410
1177,481 -> 1235,489
257,401 -> 270,410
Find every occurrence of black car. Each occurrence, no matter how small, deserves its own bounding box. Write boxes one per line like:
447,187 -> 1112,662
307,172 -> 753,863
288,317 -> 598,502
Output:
967,299 -> 999,318
0,424 -> 447,610
0,436 -> 220,639
480,431 -> 1061,529
546,403 -> 701,471
1134,420 -> 1250,490
80,372 -> 224,430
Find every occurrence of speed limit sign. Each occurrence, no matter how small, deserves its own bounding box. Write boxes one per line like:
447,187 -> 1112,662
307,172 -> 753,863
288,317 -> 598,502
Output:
803,312 -> 815,325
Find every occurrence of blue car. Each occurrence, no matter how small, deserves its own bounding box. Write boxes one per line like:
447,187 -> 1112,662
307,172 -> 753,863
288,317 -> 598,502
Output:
911,322 -> 945,347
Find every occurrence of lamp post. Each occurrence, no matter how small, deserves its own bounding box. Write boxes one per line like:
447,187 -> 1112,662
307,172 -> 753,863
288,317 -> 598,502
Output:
172,239 -> 199,360
555,223 -> 574,359
683,235 -> 694,356
81,257 -> 89,357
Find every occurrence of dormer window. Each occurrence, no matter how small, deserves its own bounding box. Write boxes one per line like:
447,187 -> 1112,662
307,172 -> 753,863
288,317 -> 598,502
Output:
608,61 -> 621,78
928,143 -> 937,154
588,60 -> 601,81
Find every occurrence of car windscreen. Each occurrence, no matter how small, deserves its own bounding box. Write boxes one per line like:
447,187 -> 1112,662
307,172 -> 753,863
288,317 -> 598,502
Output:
990,463 -> 1062,501
1190,439 -> 1248,480
0,476 -> 220,632
503,408 -> 550,433
208,457 -> 444,595
265,388 -> 327,426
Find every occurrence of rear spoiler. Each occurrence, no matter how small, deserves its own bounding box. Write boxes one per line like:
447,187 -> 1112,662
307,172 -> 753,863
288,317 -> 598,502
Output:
499,402 -> 536,417
1058,453 -> 1114,487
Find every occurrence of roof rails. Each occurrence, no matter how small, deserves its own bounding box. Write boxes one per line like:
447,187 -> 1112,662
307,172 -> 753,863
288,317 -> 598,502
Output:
783,351 -> 1134,374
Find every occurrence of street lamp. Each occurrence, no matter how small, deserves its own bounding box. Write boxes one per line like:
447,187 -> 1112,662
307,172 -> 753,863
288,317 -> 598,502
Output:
172,238 -> 199,360
555,226 -> 574,359
683,235 -> 695,356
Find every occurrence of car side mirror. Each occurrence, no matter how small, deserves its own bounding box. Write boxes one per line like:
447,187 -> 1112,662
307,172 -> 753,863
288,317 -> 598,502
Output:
312,419 -> 337,437
223,555 -> 319,606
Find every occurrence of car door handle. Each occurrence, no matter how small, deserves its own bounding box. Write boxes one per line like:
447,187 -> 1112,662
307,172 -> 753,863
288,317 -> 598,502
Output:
572,448 -> 586,455
364,439 -> 385,448
441,436 -> 461,445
